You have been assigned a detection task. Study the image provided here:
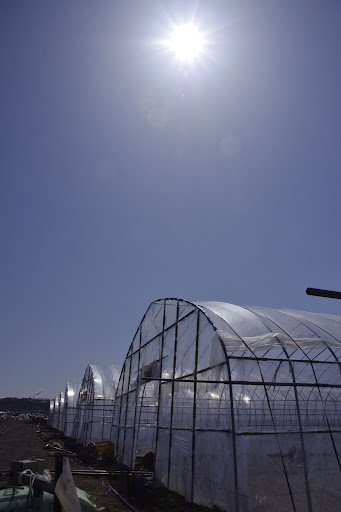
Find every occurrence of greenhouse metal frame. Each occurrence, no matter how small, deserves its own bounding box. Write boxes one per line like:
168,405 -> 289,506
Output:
51,395 -> 59,430
57,392 -> 65,432
72,364 -> 120,445
48,399 -> 54,427
61,382 -> 80,437
111,298 -> 341,512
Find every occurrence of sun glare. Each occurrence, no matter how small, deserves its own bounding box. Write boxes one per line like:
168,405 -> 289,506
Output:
166,23 -> 205,63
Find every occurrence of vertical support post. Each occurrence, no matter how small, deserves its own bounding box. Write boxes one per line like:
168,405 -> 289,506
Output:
89,375 -> 94,445
131,327 -> 143,467
167,300 -> 179,488
219,340 -> 239,512
121,349 -> 133,464
115,362 -> 126,457
286,358 -> 313,512
190,309 -> 200,503
102,398 -> 105,444
154,300 -> 167,474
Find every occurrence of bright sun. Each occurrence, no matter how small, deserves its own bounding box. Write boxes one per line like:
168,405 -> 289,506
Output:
166,23 -> 205,63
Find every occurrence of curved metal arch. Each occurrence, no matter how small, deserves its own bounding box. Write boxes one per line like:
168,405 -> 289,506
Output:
241,305 -> 341,511
111,299 -> 341,512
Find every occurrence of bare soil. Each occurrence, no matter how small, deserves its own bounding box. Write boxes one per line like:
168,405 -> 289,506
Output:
0,418 -> 214,512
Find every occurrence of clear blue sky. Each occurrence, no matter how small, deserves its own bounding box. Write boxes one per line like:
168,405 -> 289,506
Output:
1,1 -> 341,399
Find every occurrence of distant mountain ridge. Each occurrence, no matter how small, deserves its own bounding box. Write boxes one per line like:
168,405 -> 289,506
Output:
0,397 -> 50,414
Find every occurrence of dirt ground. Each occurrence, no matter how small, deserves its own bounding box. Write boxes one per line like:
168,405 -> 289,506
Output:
0,418 -> 214,512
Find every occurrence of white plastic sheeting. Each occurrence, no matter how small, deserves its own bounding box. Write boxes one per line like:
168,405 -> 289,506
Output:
72,364 -> 120,445
52,395 -> 59,429
50,393 -> 65,431
111,299 -> 341,512
48,400 -> 54,427
61,382 -> 80,437
57,392 -> 65,432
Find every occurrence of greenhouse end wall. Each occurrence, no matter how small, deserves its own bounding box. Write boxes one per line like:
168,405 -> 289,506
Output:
48,400 -> 54,427
111,298 -> 341,512
52,396 -> 59,430
62,382 -> 80,437
72,364 -> 120,445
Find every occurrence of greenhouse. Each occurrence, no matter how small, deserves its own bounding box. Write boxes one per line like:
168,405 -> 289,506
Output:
72,364 -> 120,445
61,382 -> 80,437
48,399 -> 54,427
111,298 -> 341,512
57,392 -> 65,432
51,395 -> 59,430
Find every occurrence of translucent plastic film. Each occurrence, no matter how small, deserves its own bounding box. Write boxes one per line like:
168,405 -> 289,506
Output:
111,299 -> 341,512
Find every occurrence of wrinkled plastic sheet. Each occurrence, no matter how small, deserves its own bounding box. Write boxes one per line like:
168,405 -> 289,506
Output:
216,331 -> 341,356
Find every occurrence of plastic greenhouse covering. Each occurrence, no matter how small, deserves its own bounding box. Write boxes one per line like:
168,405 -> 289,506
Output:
111,299 -> 341,512
51,395 -> 59,430
50,393 -> 65,431
48,400 -> 54,427
57,392 -> 65,432
61,382 -> 80,437
72,364 -> 120,445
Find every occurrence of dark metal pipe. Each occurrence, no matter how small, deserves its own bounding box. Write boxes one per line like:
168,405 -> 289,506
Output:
141,376 -> 341,388
45,444 -> 75,455
306,288 -> 341,300
107,484 -> 138,512
49,469 -> 153,477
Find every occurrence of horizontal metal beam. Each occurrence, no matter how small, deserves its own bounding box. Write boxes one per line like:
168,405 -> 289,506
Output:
141,376 -> 341,389
118,425 -> 341,435
49,469 -> 153,477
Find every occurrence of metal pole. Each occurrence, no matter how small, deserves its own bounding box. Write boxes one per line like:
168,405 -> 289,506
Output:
306,288 -> 341,299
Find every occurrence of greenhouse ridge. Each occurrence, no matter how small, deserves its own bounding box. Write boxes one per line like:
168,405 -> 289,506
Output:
49,298 -> 341,511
